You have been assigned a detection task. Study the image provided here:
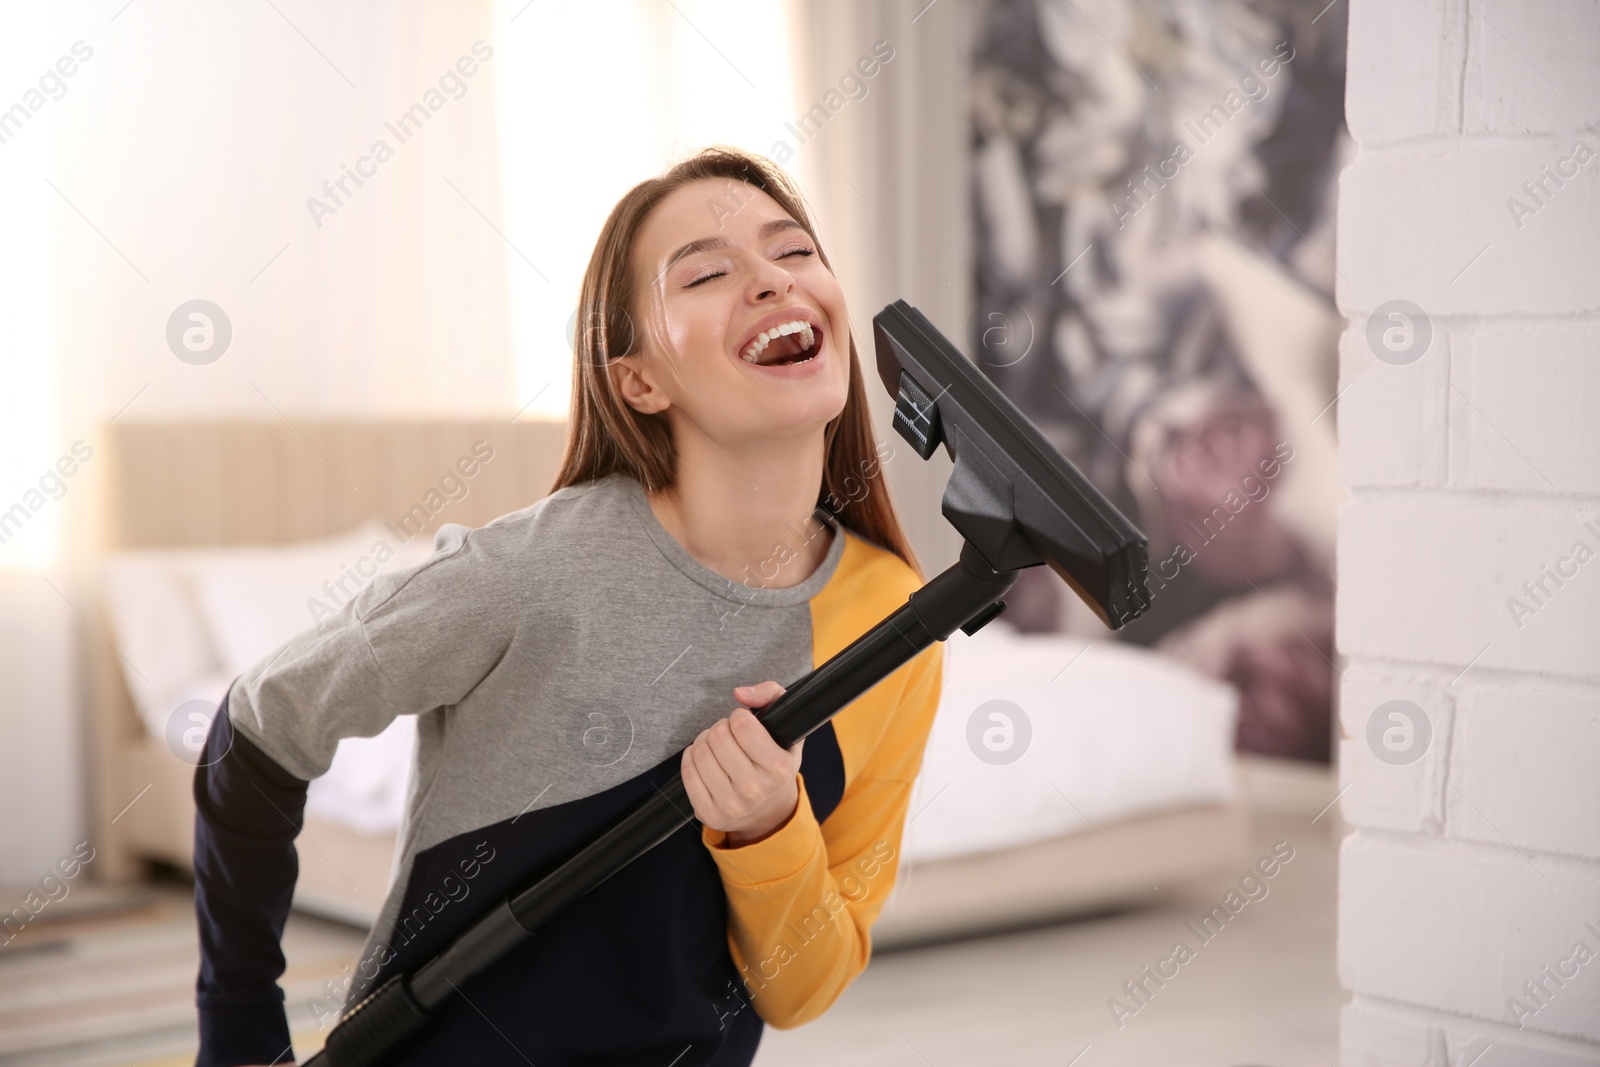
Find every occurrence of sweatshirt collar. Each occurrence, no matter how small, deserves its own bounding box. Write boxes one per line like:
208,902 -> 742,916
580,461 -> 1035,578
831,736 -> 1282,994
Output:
617,472 -> 846,606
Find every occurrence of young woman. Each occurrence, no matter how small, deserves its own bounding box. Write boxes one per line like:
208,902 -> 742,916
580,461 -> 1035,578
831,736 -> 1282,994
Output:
195,146 -> 944,1066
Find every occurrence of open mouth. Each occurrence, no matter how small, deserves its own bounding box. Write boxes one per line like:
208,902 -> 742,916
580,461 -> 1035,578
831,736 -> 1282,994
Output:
740,319 -> 823,368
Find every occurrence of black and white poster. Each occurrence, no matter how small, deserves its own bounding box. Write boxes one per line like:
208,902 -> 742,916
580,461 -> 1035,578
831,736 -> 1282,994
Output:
971,0 -> 1349,761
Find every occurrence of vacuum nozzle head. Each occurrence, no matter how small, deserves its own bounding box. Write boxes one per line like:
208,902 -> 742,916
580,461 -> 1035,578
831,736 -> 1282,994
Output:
873,300 -> 1151,630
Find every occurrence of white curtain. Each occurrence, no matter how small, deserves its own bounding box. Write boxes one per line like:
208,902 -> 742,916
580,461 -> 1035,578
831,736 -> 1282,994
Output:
51,0 -> 514,438
0,3 -> 79,882
493,0 -> 805,420
789,0 -> 977,575
0,5 -> 61,570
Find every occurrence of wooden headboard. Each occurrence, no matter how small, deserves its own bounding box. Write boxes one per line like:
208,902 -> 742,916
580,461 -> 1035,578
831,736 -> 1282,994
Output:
101,418 -> 570,549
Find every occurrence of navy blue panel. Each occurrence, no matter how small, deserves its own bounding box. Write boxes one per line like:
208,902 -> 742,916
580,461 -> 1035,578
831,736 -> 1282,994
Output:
353,722 -> 846,1066
799,720 -> 844,824
363,764 -> 716,1062
192,688 -> 307,1066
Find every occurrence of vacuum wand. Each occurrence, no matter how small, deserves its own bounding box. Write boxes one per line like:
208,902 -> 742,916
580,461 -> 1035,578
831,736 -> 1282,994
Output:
300,301 -> 1150,1066
304,545 -> 1017,1065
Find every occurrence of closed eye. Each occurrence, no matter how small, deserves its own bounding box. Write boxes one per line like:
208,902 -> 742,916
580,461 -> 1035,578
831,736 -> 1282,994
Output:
684,246 -> 817,288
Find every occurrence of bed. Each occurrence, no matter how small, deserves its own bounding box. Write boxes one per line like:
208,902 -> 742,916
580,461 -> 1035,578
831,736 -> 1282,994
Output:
88,418 -> 1245,947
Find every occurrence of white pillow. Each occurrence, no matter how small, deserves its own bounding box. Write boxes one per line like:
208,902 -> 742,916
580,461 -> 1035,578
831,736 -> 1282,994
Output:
100,554 -> 228,741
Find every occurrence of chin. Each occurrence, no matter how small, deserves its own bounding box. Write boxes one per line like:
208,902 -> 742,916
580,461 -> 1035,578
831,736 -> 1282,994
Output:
753,388 -> 847,439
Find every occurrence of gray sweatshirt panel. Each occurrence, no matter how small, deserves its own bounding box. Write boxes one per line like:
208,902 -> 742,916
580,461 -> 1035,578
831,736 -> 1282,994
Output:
223,471 -> 844,981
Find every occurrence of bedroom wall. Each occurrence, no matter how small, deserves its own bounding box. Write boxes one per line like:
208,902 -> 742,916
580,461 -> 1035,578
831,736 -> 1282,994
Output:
1335,1 -> 1600,1063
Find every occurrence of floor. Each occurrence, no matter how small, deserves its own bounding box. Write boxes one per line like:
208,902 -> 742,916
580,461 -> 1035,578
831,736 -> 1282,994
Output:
0,879 -> 365,1066
752,799 -> 1343,1067
0,759 -> 1341,1067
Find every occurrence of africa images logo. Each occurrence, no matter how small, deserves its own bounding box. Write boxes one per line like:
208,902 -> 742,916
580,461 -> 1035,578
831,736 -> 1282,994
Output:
1366,699 -> 1431,767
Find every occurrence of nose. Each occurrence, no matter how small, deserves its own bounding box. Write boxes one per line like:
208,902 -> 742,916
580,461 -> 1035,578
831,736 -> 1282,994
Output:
747,254 -> 796,302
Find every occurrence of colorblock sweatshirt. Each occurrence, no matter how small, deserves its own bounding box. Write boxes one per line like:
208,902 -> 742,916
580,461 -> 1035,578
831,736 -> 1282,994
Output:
191,470 -> 944,1067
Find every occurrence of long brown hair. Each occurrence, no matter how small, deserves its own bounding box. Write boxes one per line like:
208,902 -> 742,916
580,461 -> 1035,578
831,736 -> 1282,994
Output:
548,145 -> 922,579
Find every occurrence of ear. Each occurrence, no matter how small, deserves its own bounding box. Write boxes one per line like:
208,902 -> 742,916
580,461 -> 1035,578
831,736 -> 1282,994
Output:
609,353 -> 671,416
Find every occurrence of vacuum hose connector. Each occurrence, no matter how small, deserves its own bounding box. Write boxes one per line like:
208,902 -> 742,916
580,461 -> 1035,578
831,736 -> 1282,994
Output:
305,974 -> 432,1067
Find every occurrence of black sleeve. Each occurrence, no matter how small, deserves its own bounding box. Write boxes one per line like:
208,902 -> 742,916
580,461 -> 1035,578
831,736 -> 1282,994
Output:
192,685 -> 309,1066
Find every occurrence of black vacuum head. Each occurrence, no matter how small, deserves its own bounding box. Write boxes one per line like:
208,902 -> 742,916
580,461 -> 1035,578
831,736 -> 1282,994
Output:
873,300 -> 1151,630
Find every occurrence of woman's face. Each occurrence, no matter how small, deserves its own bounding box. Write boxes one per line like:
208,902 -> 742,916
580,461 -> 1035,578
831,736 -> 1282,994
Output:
612,178 -> 851,448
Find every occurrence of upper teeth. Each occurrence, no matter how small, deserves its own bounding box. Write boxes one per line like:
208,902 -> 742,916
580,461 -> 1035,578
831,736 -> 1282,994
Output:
742,320 -> 815,363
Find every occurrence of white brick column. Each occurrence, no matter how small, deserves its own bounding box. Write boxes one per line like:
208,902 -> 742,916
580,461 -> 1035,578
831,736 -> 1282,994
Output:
1336,1 -> 1600,1064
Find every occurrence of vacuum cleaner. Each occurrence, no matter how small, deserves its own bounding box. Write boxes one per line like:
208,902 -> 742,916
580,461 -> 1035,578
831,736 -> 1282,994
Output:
300,300 -> 1151,1065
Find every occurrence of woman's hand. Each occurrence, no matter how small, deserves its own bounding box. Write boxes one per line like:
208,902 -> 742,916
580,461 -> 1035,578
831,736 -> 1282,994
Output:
682,682 -> 803,847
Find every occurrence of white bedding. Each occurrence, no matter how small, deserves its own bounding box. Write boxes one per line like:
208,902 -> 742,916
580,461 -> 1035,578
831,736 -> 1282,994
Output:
900,618 -> 1237,863
102,534 -> 1238,858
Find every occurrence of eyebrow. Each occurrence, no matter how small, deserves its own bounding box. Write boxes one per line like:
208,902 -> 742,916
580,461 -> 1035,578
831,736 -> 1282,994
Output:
664,217 -> 810,271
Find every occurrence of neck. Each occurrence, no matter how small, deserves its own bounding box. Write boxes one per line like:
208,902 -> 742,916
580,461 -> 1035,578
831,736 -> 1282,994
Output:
646,428 -> 835,590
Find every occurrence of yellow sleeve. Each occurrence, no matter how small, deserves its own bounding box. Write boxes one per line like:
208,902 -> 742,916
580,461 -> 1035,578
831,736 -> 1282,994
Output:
699,533 -> 944,1028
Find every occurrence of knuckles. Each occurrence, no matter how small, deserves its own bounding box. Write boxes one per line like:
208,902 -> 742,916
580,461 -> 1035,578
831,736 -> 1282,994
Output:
682,699 -> 800,829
